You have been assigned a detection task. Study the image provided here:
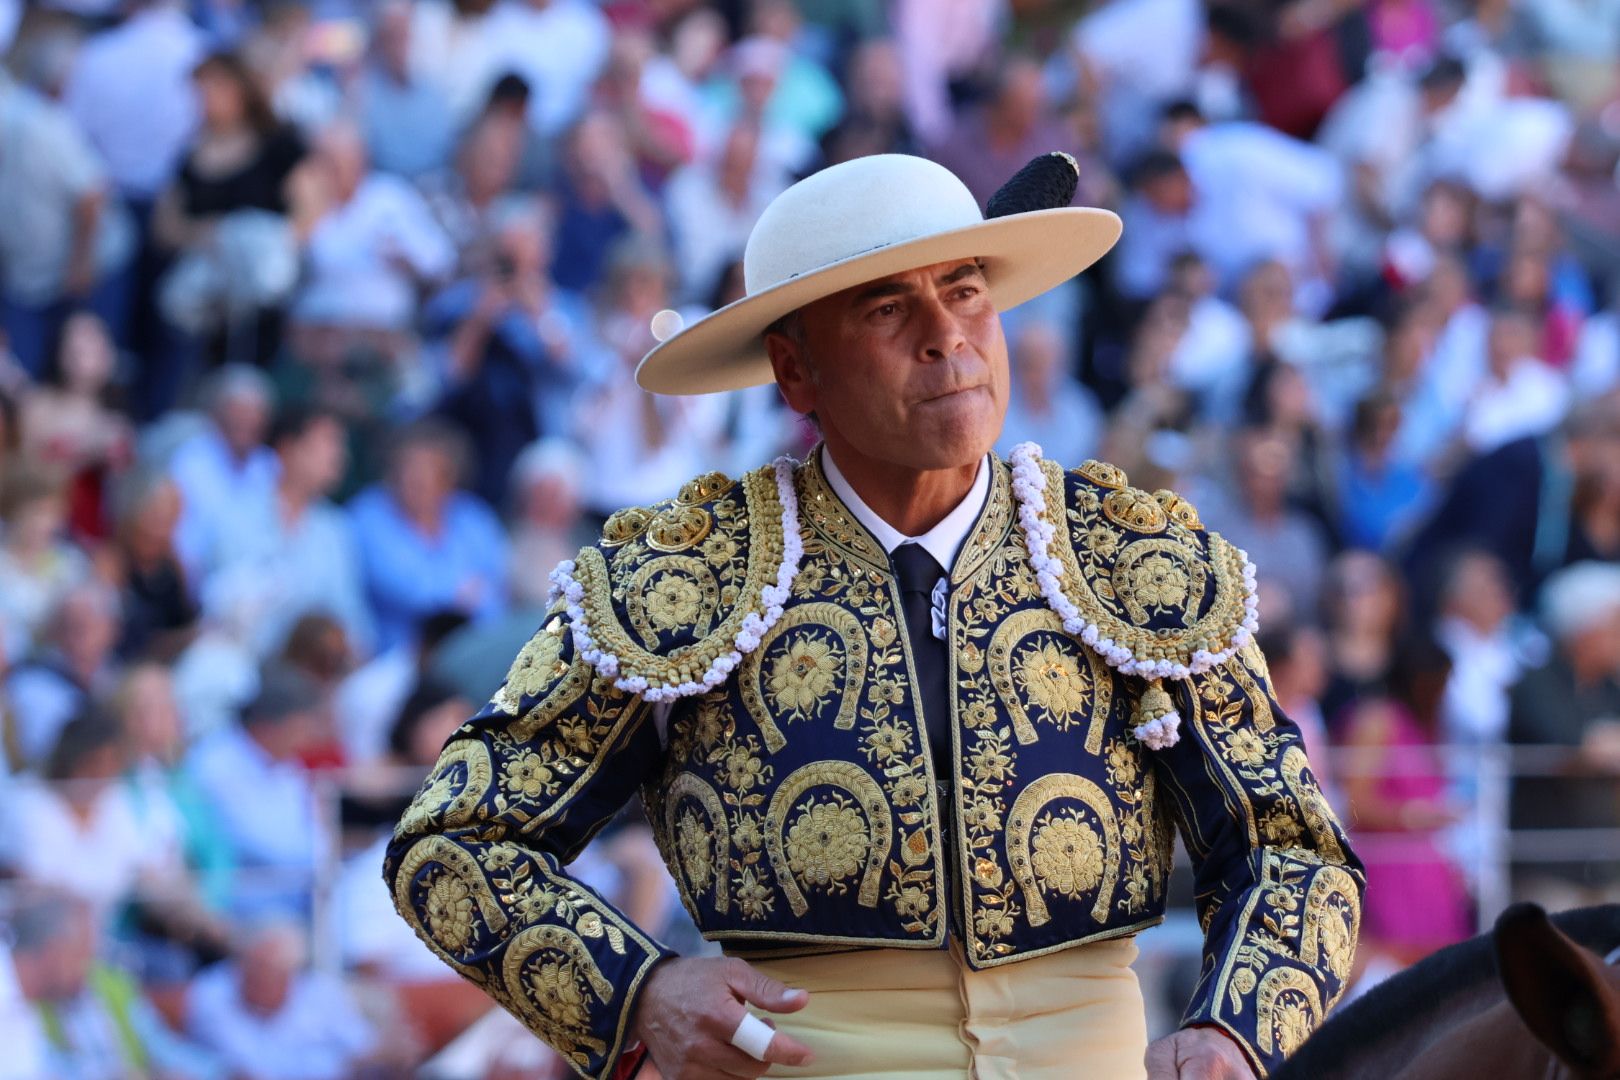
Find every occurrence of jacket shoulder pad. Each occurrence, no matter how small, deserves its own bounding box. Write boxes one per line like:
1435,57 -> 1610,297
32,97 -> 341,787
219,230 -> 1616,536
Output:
1035,455 -> 1258,678
551,462 -> 796,700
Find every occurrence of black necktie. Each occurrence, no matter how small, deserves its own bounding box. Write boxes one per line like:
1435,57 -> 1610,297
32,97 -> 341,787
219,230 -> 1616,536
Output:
891,543 -> 951,780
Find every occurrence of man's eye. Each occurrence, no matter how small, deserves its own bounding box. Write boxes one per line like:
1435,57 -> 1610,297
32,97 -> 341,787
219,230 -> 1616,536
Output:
874,302 -> 900,318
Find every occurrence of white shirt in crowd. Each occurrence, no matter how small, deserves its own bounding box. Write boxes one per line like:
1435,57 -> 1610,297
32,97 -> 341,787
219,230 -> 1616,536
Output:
1462,356 -> 1570,454
0,950 -> 51,1080
187,961 -> 376,1080
0,777 -> 183,916
184,725 -> 330,911
302,173 -> 456,331
1182,122 -> 1343,304
63,2 -> 205,200
168,426 -> 281,586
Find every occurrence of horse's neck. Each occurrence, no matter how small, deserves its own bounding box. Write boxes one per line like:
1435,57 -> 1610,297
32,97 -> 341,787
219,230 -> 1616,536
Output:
1392,997 -> 1558,1080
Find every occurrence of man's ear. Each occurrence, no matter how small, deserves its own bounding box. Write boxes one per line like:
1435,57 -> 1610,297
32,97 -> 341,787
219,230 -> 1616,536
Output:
1495,902 -> 1620,1076
766,332 -> 816,418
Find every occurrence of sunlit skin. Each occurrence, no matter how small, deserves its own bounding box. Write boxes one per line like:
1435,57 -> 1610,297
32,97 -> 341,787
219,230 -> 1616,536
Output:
766,258 -> 1007,536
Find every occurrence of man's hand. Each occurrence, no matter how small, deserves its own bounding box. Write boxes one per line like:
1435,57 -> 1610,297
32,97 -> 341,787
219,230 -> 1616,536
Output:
1145,1026 -> 1255,1080
629,956 -> 814,1078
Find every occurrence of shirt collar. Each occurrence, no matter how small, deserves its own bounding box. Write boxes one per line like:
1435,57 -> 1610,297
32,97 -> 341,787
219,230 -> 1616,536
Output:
820,446 -> 990,571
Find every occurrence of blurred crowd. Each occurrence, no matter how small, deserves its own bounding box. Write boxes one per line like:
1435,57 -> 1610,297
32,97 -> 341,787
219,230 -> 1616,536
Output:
0,0 -> 1618,1076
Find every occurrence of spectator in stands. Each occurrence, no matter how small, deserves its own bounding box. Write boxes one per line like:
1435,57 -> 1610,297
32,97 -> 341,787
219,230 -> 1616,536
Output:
297,121 -> 456,335
108,469 -> 198,663
1460,304 -> 1569,455
0,61 -> 134,374
424,200 -> 598,503
932,55 -> 1078,208
575,236 -> 728,515
334,610 -> 468,766
205,406 -> 371,661
507,439 -> 590,610
352,0 -> 455,182
4,582 -> 121,772
184,666 -> 331,917
63,0 -> 205,212
1508,561 -> 1620,908
1337,388 -> 1434,552
113,662 -> 233,920
548,112 -> 662,295
348,421 -> 508,652
9,891 -> 223,1080
1338,641 -> 1473,962
153,51 -> 307,368
422,76 -> 543,261
1209,426 -> 1331,612
186,921 -> 378,1080
17,312 -> 133,541
821,38 -> 918,165
167,364 -> 278,584
666,121 -> 785,304
1320,550 -> 1409,728
996,320 -> 1105,465
0,465 -> 90,663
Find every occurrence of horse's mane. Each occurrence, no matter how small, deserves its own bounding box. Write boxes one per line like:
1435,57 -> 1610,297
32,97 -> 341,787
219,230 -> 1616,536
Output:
1274,905 -> 1620,1080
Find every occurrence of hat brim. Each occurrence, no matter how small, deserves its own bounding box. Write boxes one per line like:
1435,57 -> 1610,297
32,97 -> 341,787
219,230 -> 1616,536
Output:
636,206 -> 1123,395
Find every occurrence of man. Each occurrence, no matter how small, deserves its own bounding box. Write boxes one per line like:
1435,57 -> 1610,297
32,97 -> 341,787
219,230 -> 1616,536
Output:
387,154 -> 1361,1079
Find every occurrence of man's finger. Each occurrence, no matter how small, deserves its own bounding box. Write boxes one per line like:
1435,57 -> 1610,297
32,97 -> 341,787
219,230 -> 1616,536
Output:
723,958 -> 810,1013
714,1003 -> 815,1068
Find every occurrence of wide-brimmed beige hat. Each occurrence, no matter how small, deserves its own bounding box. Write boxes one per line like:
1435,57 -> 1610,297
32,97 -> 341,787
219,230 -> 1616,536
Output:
636,153 -> 1122,395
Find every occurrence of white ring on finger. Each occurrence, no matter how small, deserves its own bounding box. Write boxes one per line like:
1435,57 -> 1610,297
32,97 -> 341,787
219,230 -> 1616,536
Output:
729,1011 -> 775,1061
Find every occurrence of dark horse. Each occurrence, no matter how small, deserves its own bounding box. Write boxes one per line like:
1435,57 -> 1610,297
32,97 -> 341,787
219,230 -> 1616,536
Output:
1275,904 -> 1620,1079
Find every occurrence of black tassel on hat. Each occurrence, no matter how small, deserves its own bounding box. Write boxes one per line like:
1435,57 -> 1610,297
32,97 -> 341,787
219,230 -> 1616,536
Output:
984,151 -> 1081,220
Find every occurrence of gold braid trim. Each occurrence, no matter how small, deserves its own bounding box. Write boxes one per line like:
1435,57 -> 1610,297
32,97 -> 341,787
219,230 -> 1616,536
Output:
570,465 -> 785,688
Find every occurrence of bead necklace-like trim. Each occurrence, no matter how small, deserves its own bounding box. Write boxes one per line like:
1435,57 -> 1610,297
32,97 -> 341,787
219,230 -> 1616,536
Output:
1008,441 -> 1261,749
547,456 -> 803,703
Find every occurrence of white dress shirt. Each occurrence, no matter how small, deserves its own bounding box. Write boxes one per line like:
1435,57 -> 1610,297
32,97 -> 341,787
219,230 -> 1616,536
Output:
820,448 -> 990,572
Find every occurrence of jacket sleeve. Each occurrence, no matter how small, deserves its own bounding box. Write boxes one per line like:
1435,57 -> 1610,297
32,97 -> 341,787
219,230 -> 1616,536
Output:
383,609 -> 673,1080
1151,643 -> 1365,1077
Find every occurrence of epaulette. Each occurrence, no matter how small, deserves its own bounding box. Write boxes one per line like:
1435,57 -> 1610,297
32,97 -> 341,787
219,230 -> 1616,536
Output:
1007,444 -> 1258,748
548,458 -> 802,702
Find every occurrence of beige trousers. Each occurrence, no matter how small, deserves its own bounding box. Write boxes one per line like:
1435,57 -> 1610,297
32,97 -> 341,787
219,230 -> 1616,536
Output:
737,937 -> 1150,1079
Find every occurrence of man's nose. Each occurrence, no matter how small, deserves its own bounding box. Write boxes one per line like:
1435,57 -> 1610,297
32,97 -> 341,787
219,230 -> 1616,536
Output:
916,297 -> 967,362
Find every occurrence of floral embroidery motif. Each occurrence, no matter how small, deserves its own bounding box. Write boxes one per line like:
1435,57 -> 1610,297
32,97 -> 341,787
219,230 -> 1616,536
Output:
765,634 -> 840,719
503,751 -> 559,800
1016,641 -> 1090,728
1125,554 -> 1190,612
675,809 -> 714,892
646,574 -> 704,631
1102,487 -> 1169,533
1030,811 -> 1105,899
784,798 -> 869,892
423,871 -> 478,952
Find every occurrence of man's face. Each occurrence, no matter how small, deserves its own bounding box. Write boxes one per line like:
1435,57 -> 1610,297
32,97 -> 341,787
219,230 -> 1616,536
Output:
768,259 -> 1008,472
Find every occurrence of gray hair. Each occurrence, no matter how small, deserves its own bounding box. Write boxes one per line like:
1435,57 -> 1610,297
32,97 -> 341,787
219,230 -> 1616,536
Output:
1541,561 -> 1620,641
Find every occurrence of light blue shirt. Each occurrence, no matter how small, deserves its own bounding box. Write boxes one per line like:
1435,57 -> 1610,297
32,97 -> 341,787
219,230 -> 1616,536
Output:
205,494 -> 375,660
186,962 -> 374,1080
346,485 -> 509,651
183,725 -> 328,917
168,428 -> 280,587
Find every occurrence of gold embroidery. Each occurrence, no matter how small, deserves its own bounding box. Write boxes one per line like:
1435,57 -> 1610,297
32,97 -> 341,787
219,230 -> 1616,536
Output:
765,761 -> 892,916
678,471 -> 734,506
1006,773 -> 1121,924
1154,489 -> 1203,530
1301,865 -> 1361,991
1040,458 -> 1252,672
1076,459 -> 1128,490
665,774 -> 730,914
1030,811 -> 1105,899
397,740 -> 494,838
500,926 -> 616,1066
646,504 -> 715,553
1282,746 -> 1347,864
784,797 -> 869,891
740,603 -> 869,753
423,870 -> 479,953
601,506 -> 652,546
1103,488 -> 1169,533
626,556 -> 720,645
1255,968 -> 1323,1058
569,465 -> 784,688
491,622 -> 568,715
392,836 -> 509,953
